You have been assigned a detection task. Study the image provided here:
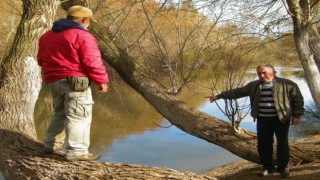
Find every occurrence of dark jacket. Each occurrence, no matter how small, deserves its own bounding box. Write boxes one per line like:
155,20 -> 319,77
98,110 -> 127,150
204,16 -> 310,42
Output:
217,77 -> 304,122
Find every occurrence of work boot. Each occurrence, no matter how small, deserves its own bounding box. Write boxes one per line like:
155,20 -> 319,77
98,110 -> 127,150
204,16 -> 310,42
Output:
65,153 -> 100,161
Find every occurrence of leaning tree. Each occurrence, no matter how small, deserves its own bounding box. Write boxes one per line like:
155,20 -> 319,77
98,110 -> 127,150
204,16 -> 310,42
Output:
286,0 -> 320,109
0,0 -> 319,179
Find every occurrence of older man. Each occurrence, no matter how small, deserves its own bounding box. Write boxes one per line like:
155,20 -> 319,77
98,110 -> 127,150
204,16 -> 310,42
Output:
37,5 -> 109,161
208,64 -> 304,177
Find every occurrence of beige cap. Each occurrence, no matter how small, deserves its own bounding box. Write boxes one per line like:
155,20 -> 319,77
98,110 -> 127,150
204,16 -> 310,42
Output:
67,5 -> 97,22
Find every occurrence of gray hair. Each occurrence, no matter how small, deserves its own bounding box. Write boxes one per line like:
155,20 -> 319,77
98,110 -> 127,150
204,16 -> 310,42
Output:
256,64 -> 276,73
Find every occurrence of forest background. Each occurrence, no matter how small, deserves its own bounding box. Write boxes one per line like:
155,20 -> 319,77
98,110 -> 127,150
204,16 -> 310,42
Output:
0,0 -> 301,81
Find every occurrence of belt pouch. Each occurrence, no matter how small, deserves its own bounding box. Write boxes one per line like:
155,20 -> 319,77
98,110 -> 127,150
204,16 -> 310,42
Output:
67,76 -> 90,91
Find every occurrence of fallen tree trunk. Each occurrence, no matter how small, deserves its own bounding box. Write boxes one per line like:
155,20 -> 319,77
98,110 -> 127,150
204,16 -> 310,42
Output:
0,129 -> 214,180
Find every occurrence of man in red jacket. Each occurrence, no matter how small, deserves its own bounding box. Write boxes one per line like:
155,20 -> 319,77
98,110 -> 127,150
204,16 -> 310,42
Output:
37,5 -> 109,161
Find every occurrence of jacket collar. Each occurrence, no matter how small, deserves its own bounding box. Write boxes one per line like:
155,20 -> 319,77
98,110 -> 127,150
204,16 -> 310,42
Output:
52,18 -> 87,32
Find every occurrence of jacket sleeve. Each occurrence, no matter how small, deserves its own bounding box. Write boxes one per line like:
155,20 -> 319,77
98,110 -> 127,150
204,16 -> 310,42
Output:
78,32 -> 109,85
217,81 -> 253,100
290,82 -> 305,117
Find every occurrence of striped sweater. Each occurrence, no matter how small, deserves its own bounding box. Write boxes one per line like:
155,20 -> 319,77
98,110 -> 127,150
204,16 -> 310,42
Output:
258,82 -> 277,117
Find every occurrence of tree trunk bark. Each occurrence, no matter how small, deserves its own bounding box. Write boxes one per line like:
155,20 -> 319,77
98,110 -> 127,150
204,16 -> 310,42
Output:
285,0 -> 320,109
293,27 -> 320,111
0,129 -> 214,179
285,0 -> 320,161
0,0 -> 59,138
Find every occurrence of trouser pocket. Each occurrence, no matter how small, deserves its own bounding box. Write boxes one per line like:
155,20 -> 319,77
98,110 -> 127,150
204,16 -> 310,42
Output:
66,99 -> 93,119
65,99 -> 93,153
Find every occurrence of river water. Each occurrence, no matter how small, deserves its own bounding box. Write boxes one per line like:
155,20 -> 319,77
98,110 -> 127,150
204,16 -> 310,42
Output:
33,66 -> 320,174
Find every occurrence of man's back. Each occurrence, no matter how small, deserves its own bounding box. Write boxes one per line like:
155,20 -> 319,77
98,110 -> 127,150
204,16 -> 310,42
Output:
37,19 -> 108,85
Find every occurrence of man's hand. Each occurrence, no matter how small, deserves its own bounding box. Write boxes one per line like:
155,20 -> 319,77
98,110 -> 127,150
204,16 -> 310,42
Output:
291,117 -> 300,125
206,95 -> 218,103
98,84 -> 108,93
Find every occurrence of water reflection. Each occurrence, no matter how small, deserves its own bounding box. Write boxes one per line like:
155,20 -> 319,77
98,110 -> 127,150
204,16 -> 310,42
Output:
34,67 -> 320,173
35,79 -> 164,152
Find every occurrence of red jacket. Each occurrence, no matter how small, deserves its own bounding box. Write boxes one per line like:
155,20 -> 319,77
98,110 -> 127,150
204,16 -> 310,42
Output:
37,19 -> 109,85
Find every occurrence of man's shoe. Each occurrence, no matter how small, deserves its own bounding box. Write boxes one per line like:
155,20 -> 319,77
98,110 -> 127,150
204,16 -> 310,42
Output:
257,168 -> 276,177
257,169 -> 269,177
66,153 -> 100,161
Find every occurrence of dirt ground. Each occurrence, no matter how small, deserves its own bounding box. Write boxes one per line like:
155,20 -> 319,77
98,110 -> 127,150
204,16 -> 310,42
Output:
205,160 -> 320,180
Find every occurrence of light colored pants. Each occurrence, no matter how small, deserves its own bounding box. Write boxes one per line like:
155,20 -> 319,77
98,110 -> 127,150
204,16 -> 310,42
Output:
44,78 -> 94,156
